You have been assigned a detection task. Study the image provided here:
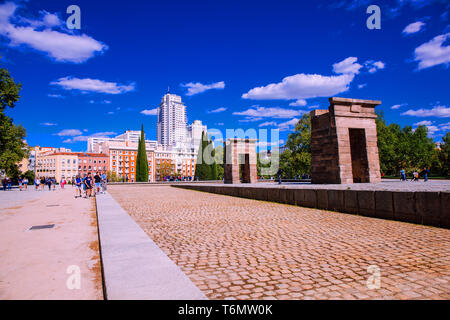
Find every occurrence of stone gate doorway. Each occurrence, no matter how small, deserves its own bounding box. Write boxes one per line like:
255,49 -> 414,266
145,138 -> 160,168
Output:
349,128 -> 370,183
224,139 -> 257,184
310,97 -> 381,184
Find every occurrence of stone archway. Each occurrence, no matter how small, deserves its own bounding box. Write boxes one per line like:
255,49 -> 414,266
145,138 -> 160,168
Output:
224,139 -> 258,184
310,97 -> 382,184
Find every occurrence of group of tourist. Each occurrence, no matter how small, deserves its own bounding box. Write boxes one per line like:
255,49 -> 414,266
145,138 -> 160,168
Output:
400,167 -> 430,182
73,172 -> 107,199
1,171 -> 108,198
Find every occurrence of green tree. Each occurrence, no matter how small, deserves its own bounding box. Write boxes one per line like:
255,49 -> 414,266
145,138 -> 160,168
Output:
195,131 -> 218,180
438,132 -> 450,177
23,170 -> 35,182
279,113 -> 311,178
214,144 -> 224,180
0,61 -> 27,177
210,137 -> 218,180
376,111 -> 438,175
135,124 -> 149,182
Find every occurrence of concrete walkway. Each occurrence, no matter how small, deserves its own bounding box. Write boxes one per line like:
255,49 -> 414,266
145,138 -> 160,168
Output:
95,192 -> 206,300
0,189 -> 102,300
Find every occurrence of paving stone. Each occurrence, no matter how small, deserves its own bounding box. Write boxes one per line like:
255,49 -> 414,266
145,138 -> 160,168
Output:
109,185 -> 450,300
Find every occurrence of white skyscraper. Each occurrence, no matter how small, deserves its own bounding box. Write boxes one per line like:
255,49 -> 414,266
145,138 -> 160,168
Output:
188,120 -> 207,151
157,93 -> 188,147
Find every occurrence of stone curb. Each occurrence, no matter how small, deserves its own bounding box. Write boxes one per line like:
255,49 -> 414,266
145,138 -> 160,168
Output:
172,185 -> 449,229
95,192 -> 207,300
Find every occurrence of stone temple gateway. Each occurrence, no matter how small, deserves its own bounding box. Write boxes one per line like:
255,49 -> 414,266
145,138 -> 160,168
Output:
224,139 -> 258,184
310,97 -> 382,184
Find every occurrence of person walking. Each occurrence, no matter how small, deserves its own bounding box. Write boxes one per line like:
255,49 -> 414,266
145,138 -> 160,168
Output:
40,176 -> 45,190
100,171 -> 107,194
400,168 -> 406,181
84,173 -> 93,198
18,176 -> 23,191
35,177 -> 40,191
46,177 -> 52,191
2,177 -> 6,191
277,168 -> 282,185
413,170 -> 419,182
7,177 -> 11,190
75,175 -> 82,198
94,172 -> 101,195
422,167 -> 430,182
23,177 -> 28,190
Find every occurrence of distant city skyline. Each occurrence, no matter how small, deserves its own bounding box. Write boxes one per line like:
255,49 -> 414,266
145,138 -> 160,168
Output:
1,0 -> 449,151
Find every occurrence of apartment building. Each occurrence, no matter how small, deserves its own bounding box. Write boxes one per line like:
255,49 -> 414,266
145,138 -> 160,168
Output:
74,153 -> 109,177
35,152 -> 78,182
97,139 -> 196,182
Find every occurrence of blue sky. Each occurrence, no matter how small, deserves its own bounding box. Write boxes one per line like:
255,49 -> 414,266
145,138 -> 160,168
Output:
1,0 -> 449,151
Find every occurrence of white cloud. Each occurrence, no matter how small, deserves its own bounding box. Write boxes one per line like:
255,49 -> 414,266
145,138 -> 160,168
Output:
365,60 -> 385,73
278,118 -> 299,131
181,81 -> 225,96
242,73 -> 355,100
403,21 -> 426,34
238,117 -> 263,123
289,99 -> 307,107
258,121 -> 278,127
414,33 -> 450,70
332,57 -> 362,75
40,122 -> 57,126
208,107 -> 227,113
242,56 -> 384,103
140,108 -> 158,116
358,83 -> 367,89
438,122 -> 450,131
48,94 -> 63,98
0,2 -> 107,63
402,105 -> 450,118
233,106 -> 304,119
55,129 -> 83,136
50,77 -> 135,94
258,139 -> 284,148
414,120 -> 433,126
63,131 -> 116,143
391,103 -> 407,110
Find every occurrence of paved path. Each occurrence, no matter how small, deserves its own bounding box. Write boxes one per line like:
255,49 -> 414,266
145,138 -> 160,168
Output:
109,185 -> 450,300
0,188 -> 52,209
96,192 -> 206,300
0,189 -> 102,300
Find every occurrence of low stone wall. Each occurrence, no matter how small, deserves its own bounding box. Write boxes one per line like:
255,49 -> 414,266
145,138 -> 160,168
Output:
172,185 -> 449,229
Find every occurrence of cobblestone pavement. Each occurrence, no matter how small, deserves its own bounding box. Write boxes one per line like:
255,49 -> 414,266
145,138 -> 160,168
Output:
109,185 -> 450,300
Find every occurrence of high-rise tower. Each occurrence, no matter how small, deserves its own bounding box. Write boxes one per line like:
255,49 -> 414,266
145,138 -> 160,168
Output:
157,93 -> 188,147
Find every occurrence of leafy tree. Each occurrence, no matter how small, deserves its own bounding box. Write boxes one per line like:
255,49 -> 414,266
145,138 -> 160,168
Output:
0,61 -> 27,177
107,171 -> 121,182
214,144 -> 224,180
279,113 -> 311,178
23,170 -> 35,182
210,137 -> 218,180
438,132 -> 450,177
376,112 -> 438,175
195,131 -> 213,180
135,124 -> 149,182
